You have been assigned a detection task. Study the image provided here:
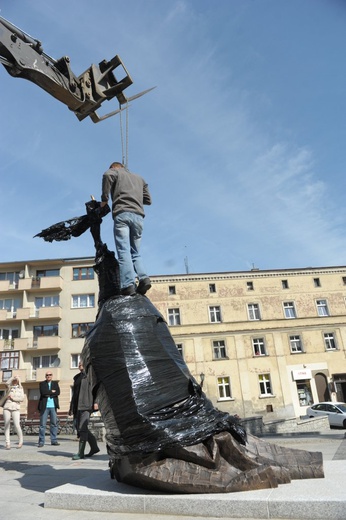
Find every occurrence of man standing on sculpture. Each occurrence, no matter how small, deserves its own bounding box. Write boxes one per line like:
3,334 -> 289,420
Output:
101,161 -> 152,296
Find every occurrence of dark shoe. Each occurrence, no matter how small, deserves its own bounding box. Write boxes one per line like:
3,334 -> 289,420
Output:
51,442 -> 60,446
85,447 -> 100,457
120,284 -> 136,296
86,432 -> 100,457
37,443 -> 44,448
136,277 -> 151,295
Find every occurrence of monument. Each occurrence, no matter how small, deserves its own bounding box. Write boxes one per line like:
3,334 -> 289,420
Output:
35,200 -> 324,493
1,13 -> 324,495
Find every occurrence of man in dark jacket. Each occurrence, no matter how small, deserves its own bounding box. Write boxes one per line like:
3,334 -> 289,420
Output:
37,371 -> 60,447
69,362 -> 84,439
100,161 -> 152,296
70,361 -> 100,460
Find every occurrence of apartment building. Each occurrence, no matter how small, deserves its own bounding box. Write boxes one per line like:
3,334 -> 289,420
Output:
1,258 -> 346,422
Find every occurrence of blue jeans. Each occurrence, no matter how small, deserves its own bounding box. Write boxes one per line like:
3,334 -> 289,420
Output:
114,211 -> 148,289
38,407 -> 58,445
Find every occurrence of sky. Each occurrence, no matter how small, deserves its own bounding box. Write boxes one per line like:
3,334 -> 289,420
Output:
1,0 -> 346,276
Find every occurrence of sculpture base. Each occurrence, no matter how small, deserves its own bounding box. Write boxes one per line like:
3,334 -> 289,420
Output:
110,432 -> 323,493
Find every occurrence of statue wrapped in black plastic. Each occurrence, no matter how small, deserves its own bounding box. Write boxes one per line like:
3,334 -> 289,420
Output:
35,201 -> 324,493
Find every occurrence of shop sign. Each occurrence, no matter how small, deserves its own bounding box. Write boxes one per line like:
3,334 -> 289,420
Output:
292,369 -> 311,380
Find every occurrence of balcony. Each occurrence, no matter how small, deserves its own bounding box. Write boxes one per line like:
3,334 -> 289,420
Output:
0,280 -> 10,292
0,368 -> 27,383
2,307 -> 62,321
0,338 -> 15,350
34,306 -> 62,320
0,337 -> 30,351
17,278 -> 32,290
24,367 -> 61,382
0,308 -> 31,321
16,308 -> 30,320
29,336 -> 61,351
0,309 -> 20,321
0,336 -> 61,352
18,276 -> 63,291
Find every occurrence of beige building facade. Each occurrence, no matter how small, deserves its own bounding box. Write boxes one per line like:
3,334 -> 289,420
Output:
1,258 -> 346,422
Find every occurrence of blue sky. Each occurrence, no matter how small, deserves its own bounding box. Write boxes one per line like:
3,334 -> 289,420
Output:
1,0 -> 346,275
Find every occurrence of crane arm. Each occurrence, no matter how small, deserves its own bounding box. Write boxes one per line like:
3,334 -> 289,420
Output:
0,15 -> 147,123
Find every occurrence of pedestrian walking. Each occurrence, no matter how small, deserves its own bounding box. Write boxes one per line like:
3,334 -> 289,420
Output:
71,361 -> 100,460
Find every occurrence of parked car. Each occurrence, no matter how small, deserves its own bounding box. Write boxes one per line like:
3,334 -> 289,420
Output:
306,402 -> 346,428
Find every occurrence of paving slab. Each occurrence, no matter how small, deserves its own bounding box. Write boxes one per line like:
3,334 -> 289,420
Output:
0,432 -> 345,520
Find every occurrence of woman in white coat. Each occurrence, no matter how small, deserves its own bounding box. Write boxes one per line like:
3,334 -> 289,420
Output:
3,375 -> 24,449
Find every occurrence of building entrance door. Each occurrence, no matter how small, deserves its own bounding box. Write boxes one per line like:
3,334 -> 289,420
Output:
315,372 -> 330,402
333,374 -> 346,402
27,388 -> 40,418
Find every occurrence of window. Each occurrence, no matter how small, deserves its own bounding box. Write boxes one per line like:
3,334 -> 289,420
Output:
312,403 -> 327,412
36,269 -> 60,277
247,281 -> 254,290
209,306 -> 221,323
33,355 -> 58,369
0,351 -> 19,371
71,323 -> 94,338
217,376 -> 232,400
0,271 -> 19,286
0,298 -> 21,317
168,308 -> 181,326
296,380 -> 313,406
283,302 -> 297,319
175,343 -> 183,357
35,295 -> 59,309
316,299 -> 329,317
342,276 -> 346,285
313,277 -> 321,287
281,279 -> 289,289
2,371 -> 12,382
168,286 -> 176,295
247,303 -> 261,320
324,333 -> 337,351
71,354 -> 81,368
72,294 -> 95,308
289,335 -> 303,353
209,283 -> 216,293
0,328 -> 19,341
213,340 -> 227,359
252,338 -> 266,356
33,324 -> 58,339
73,267 -> 94,280
259,373 -> 273,396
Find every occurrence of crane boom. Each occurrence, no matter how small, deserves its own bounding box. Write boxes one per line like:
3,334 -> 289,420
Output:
0,16 -> 152,123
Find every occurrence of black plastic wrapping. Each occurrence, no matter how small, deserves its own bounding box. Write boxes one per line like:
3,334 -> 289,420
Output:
34,200 -> 110,243
93,245 -> 121,307
82,295 -> 246,459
